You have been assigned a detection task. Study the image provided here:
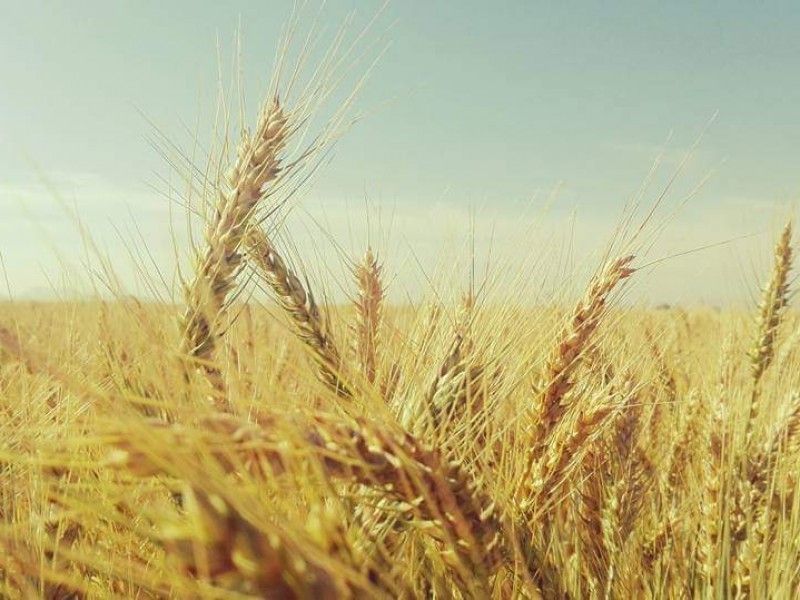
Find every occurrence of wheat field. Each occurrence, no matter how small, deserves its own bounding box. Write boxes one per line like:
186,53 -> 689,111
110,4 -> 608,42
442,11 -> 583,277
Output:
1,24 -> 799,600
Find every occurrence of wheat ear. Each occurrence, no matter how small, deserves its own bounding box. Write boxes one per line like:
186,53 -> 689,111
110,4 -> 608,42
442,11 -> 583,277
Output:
766,391 -> 800,460
247,231 -> 352,397
159,484 -> 363,597
696,402 -> 724,597
310,415 -> 506,590
729,223 -> 794,594
425,334 -> 499,459
179,98 -> 289,411
353,247 -> 384,385
518,256 -> 634,502
746,221 -> 792,444
580,382 -> 650,597
534,255 -> 635,438
741,392 -> 800,545
109,412 -> 511,590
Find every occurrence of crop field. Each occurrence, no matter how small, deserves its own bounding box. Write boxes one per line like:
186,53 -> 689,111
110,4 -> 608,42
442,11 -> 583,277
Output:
2,229 -> 799,599
1,9 -> 799,600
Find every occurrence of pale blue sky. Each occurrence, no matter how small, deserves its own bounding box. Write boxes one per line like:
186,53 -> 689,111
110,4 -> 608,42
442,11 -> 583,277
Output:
0,1 -> 798,304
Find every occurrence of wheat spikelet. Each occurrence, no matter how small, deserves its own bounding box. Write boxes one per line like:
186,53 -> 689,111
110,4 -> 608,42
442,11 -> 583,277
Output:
516,400 -> 618,600
179,98 -> 289,411
428,356 -> 498,455
426,336 -> 470,423
642,326 -> 678,438
247,232 -> 352,398
749,221 -> 793,384
607,417 -> 650,565
524,402 -> 619,509
728,222 -> 795,595
421,299 -> 502,464
732,410 -> 788,597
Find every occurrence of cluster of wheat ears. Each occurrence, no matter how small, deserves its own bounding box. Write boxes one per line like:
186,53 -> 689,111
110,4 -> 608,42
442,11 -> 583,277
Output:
1,32 -> 800,600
